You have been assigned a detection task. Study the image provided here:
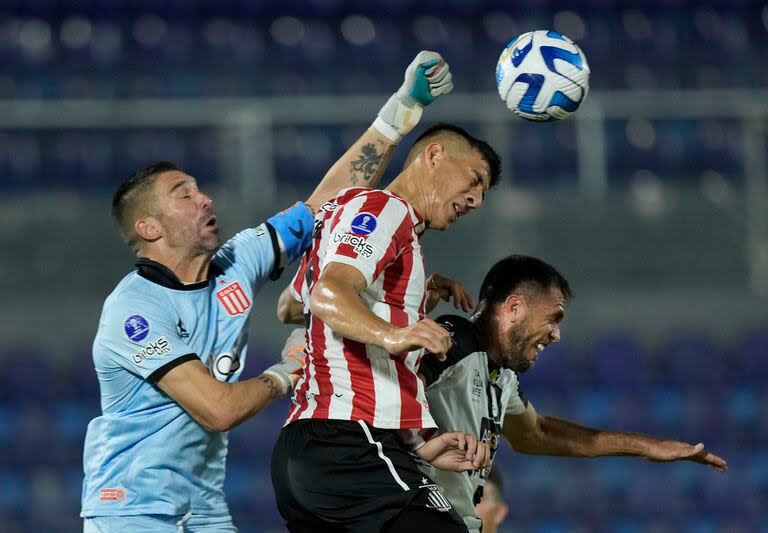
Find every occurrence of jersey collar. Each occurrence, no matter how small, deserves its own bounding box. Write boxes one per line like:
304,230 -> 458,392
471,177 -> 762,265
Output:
135,258 -> 220,290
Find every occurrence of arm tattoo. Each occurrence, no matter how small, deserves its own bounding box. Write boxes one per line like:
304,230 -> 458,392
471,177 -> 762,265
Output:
258,374 -> 281,399
349,142 -> 385,185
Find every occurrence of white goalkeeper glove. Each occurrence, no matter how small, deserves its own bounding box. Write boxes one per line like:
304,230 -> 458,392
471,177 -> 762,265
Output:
372,50 -> 454,143
263,328 -> 307,397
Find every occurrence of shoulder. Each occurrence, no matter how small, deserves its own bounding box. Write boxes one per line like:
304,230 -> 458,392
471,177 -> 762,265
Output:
420,315 -> 485,386
103,274 -> 173,325
339,188 -> 410,214
435,315 -> 484,359
213,226 -> 271,267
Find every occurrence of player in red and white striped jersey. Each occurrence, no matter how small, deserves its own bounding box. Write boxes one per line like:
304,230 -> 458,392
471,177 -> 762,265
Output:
272,120 -> 502,532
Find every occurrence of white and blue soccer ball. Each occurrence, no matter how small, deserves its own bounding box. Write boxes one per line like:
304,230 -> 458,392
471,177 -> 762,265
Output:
496,30 -> 590,121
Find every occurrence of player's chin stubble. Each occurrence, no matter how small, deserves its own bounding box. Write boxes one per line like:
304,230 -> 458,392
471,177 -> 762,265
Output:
505,322 -> 534,373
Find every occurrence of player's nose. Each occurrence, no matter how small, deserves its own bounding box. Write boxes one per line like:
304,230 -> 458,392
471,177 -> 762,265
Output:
550,325 -> 561,344
466,189 -> 483,209
199,191 -> 213,209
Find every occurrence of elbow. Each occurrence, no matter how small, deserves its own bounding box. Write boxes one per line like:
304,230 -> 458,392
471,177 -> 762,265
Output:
276,302 -> 291,324
196,403 -> 239,432
309,282 -> 332,322
205,412 -> 239,432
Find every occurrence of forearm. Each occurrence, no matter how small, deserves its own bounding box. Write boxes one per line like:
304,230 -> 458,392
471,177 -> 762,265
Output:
208,374 -> 283,431
310,278 -> 395,350
305,128 -> 396,210
518,415 -> 661,458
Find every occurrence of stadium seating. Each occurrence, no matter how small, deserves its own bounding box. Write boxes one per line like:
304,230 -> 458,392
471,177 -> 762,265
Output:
0,329 -> 763,531
0,6 -> 761,191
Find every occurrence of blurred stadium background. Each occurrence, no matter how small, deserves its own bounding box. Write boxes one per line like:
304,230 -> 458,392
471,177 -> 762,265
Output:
0,1 -> 766,531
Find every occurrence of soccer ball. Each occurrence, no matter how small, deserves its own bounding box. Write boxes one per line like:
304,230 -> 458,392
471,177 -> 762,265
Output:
495,30 -> 590,121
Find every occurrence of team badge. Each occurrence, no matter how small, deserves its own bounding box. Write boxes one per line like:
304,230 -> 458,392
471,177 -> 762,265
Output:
99,488 -> 125,501
350,212 -> 377,235
124,315 -> 149,342
216,281 -> 251,316
419,482 -> 452,512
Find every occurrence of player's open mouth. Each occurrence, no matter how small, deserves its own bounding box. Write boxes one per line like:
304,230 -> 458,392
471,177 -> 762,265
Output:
452,203 -> 466,219
205,216 -> 218,229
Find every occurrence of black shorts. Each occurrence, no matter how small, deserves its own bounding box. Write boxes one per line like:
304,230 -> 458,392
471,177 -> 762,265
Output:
270,419 -> 468,533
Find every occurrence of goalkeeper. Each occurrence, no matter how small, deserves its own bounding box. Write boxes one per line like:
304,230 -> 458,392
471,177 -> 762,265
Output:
81,51 -> 453,532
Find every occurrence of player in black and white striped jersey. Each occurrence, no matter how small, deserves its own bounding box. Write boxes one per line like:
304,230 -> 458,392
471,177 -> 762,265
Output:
416,255 -> 727,533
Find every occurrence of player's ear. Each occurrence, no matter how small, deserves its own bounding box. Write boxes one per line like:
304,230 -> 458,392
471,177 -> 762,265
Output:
425,141 -> 445,169
504,294 -> 525,324
135,216 -> 163,242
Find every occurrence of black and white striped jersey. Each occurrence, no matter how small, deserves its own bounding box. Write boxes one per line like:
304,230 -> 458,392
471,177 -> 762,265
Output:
417,315 -> 529,532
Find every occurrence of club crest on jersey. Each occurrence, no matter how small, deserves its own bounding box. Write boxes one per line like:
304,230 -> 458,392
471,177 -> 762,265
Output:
350,212 -> 377,235
419,483 -> 452,512
217,281 -> 251,316
124,315 -> 149,342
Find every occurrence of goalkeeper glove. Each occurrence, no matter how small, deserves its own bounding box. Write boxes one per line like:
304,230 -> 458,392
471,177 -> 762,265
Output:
373,50 -> 453,143
263,328 -> 307,397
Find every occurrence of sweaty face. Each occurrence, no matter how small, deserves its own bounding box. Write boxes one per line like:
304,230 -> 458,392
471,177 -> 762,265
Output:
499,287 -> 566,373
150,171 -> 220,254
428,148 -> 490,230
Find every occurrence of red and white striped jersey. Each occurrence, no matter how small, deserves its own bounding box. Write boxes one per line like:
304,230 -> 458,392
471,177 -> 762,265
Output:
286,187 -> 437,430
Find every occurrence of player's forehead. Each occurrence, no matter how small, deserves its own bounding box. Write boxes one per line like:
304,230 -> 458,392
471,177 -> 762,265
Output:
526,285 -> 566,315
467,149 -> 491,188
153,170 -> 197,194
449,147 -> 491,188
540,287 -> 566,315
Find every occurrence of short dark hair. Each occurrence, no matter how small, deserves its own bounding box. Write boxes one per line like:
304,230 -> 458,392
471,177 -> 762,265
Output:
407,123 -> 502,188
112,161 -> 181,250
478,255 -> 572,308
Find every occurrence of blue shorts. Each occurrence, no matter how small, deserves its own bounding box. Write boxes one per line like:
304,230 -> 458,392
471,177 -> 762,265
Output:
83,513 -> 237,532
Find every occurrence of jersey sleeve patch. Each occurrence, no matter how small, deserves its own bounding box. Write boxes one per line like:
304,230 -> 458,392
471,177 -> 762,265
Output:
323,192 -> 410,286
98,295 -> 201,381
124,315 -> 150,342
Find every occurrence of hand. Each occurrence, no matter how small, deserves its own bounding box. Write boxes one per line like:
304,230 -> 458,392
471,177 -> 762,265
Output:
416,432 -> 490,472
397,50 -> 454,107
373,51 -> 454,142
426,273 -> 475,313
263,328 -> 307,397
381,319 -> 452,361
644,440 -> 727,472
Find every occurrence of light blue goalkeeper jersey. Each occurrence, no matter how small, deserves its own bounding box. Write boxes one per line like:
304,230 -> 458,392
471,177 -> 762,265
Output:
82,204 -> 313,519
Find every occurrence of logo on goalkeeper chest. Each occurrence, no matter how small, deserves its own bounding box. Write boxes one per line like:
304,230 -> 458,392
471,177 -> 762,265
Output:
217,281 -> 251,316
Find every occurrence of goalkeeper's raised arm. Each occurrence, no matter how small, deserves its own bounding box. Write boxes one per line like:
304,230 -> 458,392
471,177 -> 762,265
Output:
304,50 -> 454,211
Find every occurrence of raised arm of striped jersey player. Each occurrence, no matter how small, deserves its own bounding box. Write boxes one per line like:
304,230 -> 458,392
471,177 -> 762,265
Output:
310,262 -> 452,360
502,402 -> 728,472
303,50 -> 454,212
